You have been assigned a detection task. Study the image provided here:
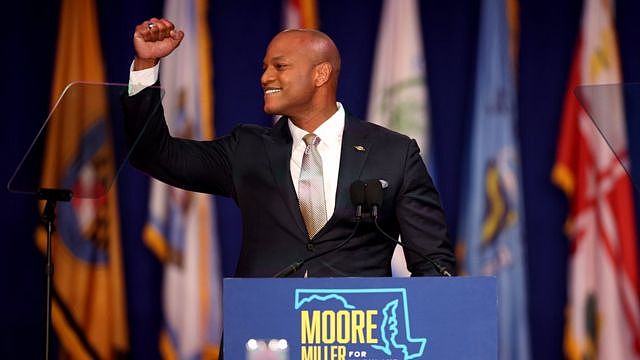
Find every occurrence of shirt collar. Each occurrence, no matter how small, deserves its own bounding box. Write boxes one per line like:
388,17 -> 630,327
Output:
288,102 -> 345,148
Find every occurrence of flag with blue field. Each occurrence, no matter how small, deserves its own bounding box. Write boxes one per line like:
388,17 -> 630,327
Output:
456,0 -> 530,358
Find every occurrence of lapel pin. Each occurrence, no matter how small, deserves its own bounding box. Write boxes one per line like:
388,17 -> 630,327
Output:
354,145 -> 366,152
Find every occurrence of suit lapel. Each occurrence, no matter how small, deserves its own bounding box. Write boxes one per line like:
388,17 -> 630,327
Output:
315,114 -> 371,237
263,117 -> 308,237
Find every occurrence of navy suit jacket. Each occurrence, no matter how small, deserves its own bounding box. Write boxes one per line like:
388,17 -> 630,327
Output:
123,87 -> 455,277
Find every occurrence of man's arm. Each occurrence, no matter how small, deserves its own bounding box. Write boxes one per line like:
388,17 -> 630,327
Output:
123,18 -> 236,197
123,87 -> 236,197
395,139 -> 456,276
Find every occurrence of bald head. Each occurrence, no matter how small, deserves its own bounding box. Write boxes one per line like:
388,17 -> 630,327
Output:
273,29 -> 341,84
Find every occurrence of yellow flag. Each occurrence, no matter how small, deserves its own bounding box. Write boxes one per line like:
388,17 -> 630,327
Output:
37,0 -> 128,358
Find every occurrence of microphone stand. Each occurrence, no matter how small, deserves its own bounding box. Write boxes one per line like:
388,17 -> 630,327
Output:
37,188 -> 72,360
372,211 -> 451,277
364,179 -> 451,277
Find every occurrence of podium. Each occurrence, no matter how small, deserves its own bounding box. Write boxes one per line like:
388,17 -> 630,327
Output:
224,277 -> 496,359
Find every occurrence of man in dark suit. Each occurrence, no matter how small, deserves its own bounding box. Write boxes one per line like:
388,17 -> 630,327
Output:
124,18 -> 455,277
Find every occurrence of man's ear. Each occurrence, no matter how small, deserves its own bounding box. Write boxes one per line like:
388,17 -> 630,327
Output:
314,62 -> 332,86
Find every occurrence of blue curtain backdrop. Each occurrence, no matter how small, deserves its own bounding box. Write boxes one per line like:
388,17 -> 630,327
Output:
2,0 -> 640,359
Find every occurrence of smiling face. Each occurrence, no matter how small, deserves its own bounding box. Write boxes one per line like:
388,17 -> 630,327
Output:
261,31 -> 320,119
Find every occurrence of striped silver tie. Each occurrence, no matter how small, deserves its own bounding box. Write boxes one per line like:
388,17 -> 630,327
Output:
299,133 -> 327,238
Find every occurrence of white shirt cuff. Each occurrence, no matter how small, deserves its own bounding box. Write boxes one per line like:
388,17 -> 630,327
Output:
128,60 -> 159,96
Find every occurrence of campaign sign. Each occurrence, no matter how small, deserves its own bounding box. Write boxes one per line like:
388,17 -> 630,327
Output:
224,277 -> 496,360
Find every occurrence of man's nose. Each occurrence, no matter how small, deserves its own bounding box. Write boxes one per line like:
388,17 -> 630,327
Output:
261,67 -> 274,86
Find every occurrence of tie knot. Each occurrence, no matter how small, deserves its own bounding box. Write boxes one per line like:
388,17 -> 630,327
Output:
303,133 -> 320,146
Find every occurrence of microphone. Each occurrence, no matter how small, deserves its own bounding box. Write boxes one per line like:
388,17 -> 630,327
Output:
350,180 -> 366,221
364,179 -> 383,219
273,181 -> 366,278
364,179 -> 452,277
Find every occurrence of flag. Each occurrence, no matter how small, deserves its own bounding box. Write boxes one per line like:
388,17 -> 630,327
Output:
552,0 -> 640,358
37,0 -> 128,358
142,0 -> 223,358
283,0 -> 318,29
366,0 -> 430,277
456,0 -> 530,359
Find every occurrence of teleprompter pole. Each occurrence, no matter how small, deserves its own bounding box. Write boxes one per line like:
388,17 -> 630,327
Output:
37,188 -> 72,360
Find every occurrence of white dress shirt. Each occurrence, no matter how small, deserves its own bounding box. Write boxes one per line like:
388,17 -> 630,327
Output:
128,61 -> 158,96
288,104 -> 345,221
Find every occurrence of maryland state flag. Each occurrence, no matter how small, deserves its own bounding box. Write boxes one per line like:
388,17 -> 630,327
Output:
36,0 -> 128,358
283,0 -> 318,29
552,0 -> 640,359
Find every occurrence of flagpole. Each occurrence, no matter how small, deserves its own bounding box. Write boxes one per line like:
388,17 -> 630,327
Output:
37,188 -> 72,360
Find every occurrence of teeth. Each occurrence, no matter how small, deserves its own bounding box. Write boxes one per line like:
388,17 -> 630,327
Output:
265,89 -> 281,95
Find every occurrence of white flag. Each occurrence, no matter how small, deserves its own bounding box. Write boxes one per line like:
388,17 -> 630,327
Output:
144,0 -> 222,358
367,0 -> 431,277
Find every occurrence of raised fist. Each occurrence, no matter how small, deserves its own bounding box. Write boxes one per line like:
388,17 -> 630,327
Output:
133,17 -> 184,70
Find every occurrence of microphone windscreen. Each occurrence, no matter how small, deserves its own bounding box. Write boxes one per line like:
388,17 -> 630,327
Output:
350,180 -> 366,206
365,179 -> 384,207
